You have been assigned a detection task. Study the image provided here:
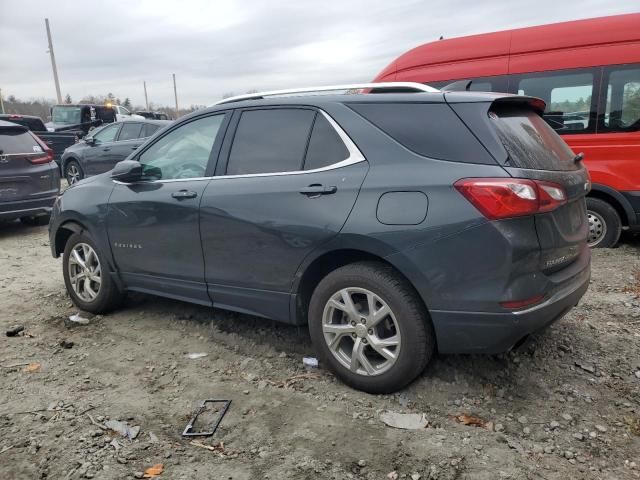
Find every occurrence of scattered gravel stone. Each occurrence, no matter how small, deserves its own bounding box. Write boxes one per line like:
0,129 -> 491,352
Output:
561,413 -> 573,422
550,421 -> 560,429
357,459 -> 367,467
517,416 -> 528,425
573,433 -> 585,441
595,424 -> 607,433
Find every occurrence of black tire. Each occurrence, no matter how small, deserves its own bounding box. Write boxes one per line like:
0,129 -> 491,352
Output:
586,197 -> 621,248
64,159 -> 84,185
20,214 -> 50,226
308,261 -> 435,393
62,232 -> 124,314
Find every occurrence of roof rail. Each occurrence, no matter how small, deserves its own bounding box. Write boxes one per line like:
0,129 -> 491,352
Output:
213,82 -> 439,106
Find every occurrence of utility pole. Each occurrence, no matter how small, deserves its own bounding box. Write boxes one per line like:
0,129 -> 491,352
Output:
143,81 -> 149,110
172,73 -> 179,117
0,88 -> 5,114
45,18 -> 63,104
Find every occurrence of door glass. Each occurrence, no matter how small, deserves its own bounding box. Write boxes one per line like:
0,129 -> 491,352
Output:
118,123 -> 142,141
304,114 -> 349,170
604,67 -> 640,131
92,124 -> 119,143
138,114 -> 224,180
226,109 -> 315,175
517,71 -> 594,133
141,124 -> 160,138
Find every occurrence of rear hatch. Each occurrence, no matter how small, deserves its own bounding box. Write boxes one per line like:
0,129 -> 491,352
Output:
0,123 -> 55,203
449,96 -> 590,272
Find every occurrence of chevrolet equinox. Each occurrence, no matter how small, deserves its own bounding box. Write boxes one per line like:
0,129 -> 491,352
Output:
49,83 -> 591,393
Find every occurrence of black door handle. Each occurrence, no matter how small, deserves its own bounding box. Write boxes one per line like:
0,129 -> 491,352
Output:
299,184 -> 338,196
171,190 -> 198,200
131,145 -> 139,150
102,147 -> 110,151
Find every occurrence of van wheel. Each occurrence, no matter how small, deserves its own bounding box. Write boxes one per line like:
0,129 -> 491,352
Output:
62,232 -> 124,314
586,197 -> 621,248
308,261 -> 435,393
65,160 -> 84,185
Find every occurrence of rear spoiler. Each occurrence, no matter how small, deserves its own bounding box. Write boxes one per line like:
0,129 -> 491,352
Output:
490,95 -> 546,114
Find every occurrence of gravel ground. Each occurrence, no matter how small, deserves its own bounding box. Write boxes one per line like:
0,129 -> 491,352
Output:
1,222 -> 639,480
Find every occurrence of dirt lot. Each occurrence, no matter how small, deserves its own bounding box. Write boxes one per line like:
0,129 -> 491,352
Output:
1,223 -> 639,480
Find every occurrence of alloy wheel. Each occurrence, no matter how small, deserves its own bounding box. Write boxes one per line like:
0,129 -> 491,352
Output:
68,243 -> 102,302
587,210 -> 607,247
322,287 -> 401,376
67,164 -> 81,185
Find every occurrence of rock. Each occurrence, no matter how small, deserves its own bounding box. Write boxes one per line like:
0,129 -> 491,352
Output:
523,427 -> 531,435
116,457 -> 127,465
59,339 -> 74,349
243,390 -> 250,395
595,424 -> 607,433
357,460 -> 367,467
104,420 -> 140,440
387,472 -> 399,480
573,433 -> 585,441
278,352 -> 287,358
495,423 -> 505,432
411,474 -> 421,480
134,472 -> 144,479
561,413 -> 573,422
380,411 -> 428,430
517,416 -> 528,425
550,421 -> 560,429
635,371 -> 640,379
564,451 -> 575,459
6,324 -> 25,337
575,361 -> 595,374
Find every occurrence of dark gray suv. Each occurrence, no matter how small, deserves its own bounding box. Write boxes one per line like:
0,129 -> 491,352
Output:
49,83 -> 591,393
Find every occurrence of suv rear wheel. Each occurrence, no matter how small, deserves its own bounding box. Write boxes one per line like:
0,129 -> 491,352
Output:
65,160 -> 84,185
62,232 -> 124,313
586,197 -> 621,248
308,261 -> 435,393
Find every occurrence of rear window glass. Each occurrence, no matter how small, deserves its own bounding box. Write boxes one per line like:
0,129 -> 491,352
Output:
119,123 -> 142,141
348,102 -> 494,164
142,124 -> 160,137
0,130 -> 39,154
304,114 -> 349,170
4,117 -> 46,131
490,106 -> 577,171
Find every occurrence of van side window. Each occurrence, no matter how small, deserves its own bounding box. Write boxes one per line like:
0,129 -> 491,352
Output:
603,67 -> 640,132
516,70 -> 595,133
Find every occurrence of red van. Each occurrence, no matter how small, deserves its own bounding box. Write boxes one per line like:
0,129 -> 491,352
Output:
374,13 -> 640,247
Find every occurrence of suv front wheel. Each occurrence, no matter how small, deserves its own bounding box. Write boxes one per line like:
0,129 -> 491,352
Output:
308,261 -> 435,393
62,232 -> 124,313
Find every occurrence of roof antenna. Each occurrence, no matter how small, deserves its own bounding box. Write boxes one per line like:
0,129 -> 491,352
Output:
439,36 -> 444,40
441,80 -> 473,92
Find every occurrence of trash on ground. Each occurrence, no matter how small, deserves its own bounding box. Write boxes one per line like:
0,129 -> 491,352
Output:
182,399 -> 232,437
380,411 -> 428,430
303,356 -> 319,368
104,419 -> 140,440
66,313 -> 90,326
190,440 -> 225,454
143,463 -> 164,478
23,362 -> 41,373
6,325 -> 25,337
452,413 -> 494,431
185,352 -> 208,359
59,339 -> 74,349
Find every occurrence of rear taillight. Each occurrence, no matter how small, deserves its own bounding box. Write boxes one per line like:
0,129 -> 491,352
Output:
454,178 -> 567,220
29,148 -> 54,165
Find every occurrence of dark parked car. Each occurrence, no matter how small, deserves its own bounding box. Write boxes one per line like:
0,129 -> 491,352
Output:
61,119 -> 170,184
135,111 -> 170,120
0,114 -> 78,165
49,83 -> 591,393
0,120 -> 60,225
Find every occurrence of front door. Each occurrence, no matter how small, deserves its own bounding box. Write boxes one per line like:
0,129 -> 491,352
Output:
200,107 -> 368,320
83,123 -> 121,176
106,113 -> 229,304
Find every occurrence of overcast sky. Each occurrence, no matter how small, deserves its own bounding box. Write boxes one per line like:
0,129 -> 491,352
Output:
0,1 -> 637,108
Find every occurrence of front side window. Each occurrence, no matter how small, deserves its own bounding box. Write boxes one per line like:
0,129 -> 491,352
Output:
516,70 -> 595,133
52,106 -> 81,124
141,124 -> 160,138
92,124 -> 119,143
139,114 -> 224,180
604,66 -> 640,131
118,123 -> 142,141
226,109 -> 315,175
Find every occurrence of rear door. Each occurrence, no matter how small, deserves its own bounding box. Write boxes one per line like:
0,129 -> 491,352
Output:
481,100 -> 589,271
0,124 -> 56,204
83,123 -> 121,175
199,107 -> 368,321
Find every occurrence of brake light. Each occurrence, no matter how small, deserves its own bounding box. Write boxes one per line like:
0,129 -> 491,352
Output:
500,295 -> 544,310
454,178 -> 566,220
28,132 -> 54,164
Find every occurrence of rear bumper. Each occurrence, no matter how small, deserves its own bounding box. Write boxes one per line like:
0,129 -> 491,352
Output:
430,250 -> 591,354
0,194 -> 58,221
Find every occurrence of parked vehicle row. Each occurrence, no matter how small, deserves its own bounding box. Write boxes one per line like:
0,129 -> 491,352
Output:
374,13 -> 640,248
0,120 -> 60,225
49,83 -> 590,393
61,119 -> 170,184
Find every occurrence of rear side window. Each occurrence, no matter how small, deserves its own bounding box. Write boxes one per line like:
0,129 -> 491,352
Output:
141,124 -> 160,138
489,106 -> 577,171
348,102 -> 494,164
226,109 -> 315,175
603,66 -> 640,132
0,129 -> 40,154
304,114 -> 349,170
118,123 -> 142,141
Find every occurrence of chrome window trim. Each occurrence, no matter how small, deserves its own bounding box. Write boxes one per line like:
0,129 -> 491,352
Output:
113,109 -> 365,185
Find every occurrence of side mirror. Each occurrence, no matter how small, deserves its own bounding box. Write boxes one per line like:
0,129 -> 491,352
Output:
111,160 -> 144,183
85,136 -> 96,145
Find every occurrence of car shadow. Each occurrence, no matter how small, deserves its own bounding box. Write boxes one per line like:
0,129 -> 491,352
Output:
0,219 -> 48,239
